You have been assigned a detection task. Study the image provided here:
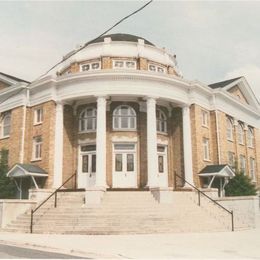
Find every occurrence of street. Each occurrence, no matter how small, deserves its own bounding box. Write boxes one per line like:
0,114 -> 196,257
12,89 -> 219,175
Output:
0,243 -> 83,259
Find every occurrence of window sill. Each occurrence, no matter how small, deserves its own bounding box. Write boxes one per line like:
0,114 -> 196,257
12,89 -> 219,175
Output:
202,125 -> 209,129
0,136 -> 10,140
239,143 -> 245,146
227,139 -> 234,142
113,129 -> 137,132
157,131 -> 168,136
203,159 -> 211,162
31,158 -> 42,162
78,130 -> 96,134
33,122 -> 43,126
248,146 -> 254,149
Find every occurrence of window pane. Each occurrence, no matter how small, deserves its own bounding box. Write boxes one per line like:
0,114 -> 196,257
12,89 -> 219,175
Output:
82,64 -> 90,71
82,155 -> 88,173
157,146 -> 165,152
149,65 -> 156,71
127,154 -> 134,171
91,155 -> 96,173
81,145 -> 96,152
115,154 -> 122,171
158,155 -> 164,173
114,117 -> 119,128
121,107 -> 128,115
126,61 -> 135,68
130,117 -> 135,129
87,118 -> 93,130
92,63 -> 100,69
114,144 -> 135,150
121,117 -> 128,128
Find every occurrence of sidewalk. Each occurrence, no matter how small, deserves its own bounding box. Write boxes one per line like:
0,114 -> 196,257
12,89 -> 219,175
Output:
0,226 -> 260,259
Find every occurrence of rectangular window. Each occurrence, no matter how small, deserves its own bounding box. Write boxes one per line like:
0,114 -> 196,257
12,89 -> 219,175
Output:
113,60 -> 136,69
239,155 -> 246,174
158,155 -> 164,173
82,155 -> 89,173
115,154 -> 123,171
32,136 -> 42,160
250,157 -> 256,181
148,63 -> 166,73
228,151 -> 235,168
201,110 -> 209,127
127,154 -> 134,171
203,138 -> 210,160
91,154 -> 96,173
247,127 -> 254,148
80,61 -> 100,72
34,108 -> 43,125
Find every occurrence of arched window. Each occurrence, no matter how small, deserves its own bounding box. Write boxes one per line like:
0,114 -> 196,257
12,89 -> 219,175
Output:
1,112 -> 11,137
247,127 -> 254,147
238,123 -> 244,144
156,109 -> 167,133
226,117 -> 233,140
113,105 -> 136,130
79,107 -> 97,132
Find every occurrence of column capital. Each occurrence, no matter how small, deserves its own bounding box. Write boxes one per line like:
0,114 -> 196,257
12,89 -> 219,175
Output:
144,96 -> 159,101
95,95 -> 108,100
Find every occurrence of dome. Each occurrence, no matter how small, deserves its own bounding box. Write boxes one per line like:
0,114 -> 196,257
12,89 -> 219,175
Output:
87,33 -> 155,46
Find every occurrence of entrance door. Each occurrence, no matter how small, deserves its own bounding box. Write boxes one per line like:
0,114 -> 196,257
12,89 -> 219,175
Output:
112,143 -> 137,188
78,145 -> 96,188
157,145 -> 168,187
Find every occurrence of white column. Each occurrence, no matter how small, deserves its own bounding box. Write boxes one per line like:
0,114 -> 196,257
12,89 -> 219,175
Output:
182,106 -> 194,186
95,96 -> 107,187
146,97 -> 158,187
53,102 -> 64,188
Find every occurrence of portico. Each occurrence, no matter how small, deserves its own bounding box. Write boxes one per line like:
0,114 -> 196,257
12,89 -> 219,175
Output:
52,94 -> 194,198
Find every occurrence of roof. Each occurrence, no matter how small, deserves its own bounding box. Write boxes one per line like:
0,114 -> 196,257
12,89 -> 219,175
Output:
208,77 -> 242,89
0,72 -> 30,84
87,33 -> 155,46
7,163 -> 48,178
199,164 -> 235,178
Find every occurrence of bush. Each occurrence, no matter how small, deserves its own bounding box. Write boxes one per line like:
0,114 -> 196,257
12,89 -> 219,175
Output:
225,172 -> 257,196
0,149 -> 16,199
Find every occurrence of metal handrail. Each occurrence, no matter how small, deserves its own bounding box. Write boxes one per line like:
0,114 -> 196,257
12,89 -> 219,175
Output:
175,172 -> 234,231
30,171 -> 77,233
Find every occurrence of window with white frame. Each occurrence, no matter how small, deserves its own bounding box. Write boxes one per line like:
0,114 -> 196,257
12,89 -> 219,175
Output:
226,117 -> 233,141
249,157 -> 256,181
201,110 -> 209,127
237,123 -> 244,145
113,105 -> 136,130
1,112 -> 11,138
34,108 -> 43,125
202,138 -> 210,161
148,63 -> 166,73
156,109 -> 167,133
112,60 -> 136,69
80,61 -> 101,72
32,136 -> 42,160
79,107 -> 97,132
239,154 -> 246,174
228,151 -> 235,169
247,127 -> 254,148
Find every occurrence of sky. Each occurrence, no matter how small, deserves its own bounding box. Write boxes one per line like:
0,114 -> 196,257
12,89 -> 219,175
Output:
0,1 -> 259,100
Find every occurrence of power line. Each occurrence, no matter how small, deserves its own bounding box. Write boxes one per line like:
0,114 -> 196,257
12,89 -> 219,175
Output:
35,0 -> 153,81
0,1 -> 153,107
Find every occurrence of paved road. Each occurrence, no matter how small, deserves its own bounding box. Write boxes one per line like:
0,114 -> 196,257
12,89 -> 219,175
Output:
0,243 -> 84,259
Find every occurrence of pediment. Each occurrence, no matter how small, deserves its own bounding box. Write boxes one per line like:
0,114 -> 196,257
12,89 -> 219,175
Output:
222,77 -> 259,110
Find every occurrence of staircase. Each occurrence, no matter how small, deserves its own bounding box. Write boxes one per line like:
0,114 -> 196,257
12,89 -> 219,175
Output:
2,190 -> 239,234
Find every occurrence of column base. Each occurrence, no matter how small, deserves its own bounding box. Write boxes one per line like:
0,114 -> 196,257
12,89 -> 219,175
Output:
85,186 -> 106,207
150,187 -> 173,204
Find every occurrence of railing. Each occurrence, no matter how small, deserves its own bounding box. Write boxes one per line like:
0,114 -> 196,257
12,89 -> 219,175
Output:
30,172 -> 77,233
175,172 -> 234,231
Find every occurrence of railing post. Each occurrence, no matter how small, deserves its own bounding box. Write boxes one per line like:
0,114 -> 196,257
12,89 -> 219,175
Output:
54,192 -> 57,208
231,210 -> 234,231
30,209 -> 33,234
198,190 -> 201,206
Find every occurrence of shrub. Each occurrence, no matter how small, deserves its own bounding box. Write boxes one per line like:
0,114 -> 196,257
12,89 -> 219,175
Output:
225,172 -> 257,196
0,149 -> 16,199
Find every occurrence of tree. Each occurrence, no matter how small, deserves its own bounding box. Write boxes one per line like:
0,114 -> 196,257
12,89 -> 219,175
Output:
0,149 -> 16,199
225,170 -> 257,196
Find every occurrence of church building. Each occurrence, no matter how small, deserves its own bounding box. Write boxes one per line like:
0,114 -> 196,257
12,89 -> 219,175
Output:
1,33 -> 259,201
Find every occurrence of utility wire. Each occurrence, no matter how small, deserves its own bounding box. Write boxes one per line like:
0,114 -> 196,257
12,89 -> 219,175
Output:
0,1 -> 153,106
36,0 -> 153,80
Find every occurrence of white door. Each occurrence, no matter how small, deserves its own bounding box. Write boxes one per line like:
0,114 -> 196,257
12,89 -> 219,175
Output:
112,143 -> 137,188
157,145 -> 168,187
78,145 -> 96,188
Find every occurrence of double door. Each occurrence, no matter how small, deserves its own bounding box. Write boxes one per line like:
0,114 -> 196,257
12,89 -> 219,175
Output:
78,145 -> 96,188
112,143 -> 137,188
